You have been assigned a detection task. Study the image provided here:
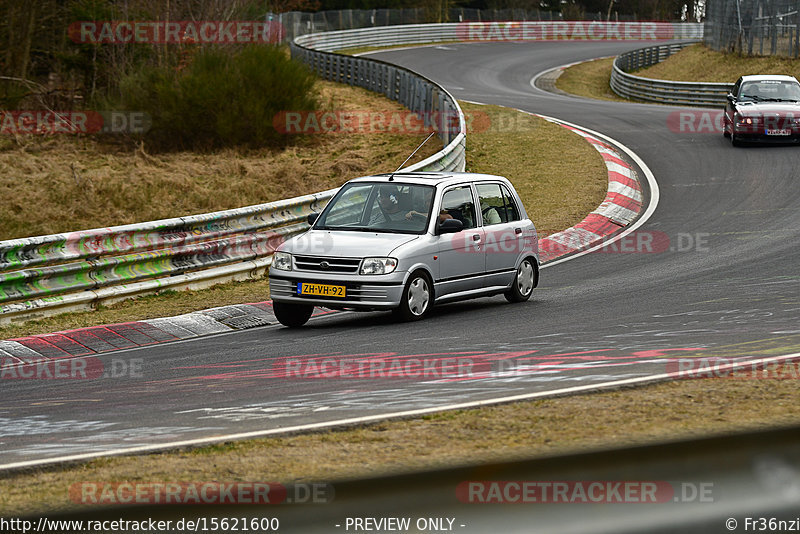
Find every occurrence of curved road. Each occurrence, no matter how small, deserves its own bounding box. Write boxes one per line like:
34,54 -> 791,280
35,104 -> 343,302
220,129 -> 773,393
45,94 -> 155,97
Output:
1,40 -> 799,468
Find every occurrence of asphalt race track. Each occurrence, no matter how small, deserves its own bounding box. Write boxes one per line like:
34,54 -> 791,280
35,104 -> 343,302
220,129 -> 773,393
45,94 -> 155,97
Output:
1,40 -> 799,468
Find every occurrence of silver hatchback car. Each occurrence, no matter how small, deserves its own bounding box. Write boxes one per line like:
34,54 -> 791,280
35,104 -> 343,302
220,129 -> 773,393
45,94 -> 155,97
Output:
269,172 -> 539,327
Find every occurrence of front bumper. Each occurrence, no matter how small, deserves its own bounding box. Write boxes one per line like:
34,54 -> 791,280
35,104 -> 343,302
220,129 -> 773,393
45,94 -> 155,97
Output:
734,132 -> 800,144
269,271 -> 406,311
733,124 -> 800,143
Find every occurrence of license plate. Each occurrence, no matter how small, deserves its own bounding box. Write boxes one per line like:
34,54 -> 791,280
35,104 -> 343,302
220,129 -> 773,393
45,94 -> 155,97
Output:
297,282 -> 346,298
766,129 -> 791,136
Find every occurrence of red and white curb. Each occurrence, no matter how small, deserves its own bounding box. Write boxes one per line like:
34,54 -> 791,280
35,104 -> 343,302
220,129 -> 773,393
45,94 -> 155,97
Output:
0,304 -> 334,369
0,304 -> 268,367
537,117 -> 643,262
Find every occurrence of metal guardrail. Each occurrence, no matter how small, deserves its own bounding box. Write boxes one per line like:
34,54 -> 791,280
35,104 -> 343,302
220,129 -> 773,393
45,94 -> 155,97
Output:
610,42 -> 732,107
295,22 -> 703,51
277,8 -> 644,42
291,31 -> 467,172
0,191 -> 335,323
293,23 -> 457,51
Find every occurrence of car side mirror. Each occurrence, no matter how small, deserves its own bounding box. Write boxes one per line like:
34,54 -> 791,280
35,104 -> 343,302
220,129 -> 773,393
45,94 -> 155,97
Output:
726,93 -> 736,103
307,212 -> 319,225
437,218 -> 463,234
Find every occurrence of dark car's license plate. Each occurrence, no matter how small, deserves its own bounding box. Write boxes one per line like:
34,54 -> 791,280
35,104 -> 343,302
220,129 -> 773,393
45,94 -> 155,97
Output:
766,129 -> 791,136
297,282 -> 346,297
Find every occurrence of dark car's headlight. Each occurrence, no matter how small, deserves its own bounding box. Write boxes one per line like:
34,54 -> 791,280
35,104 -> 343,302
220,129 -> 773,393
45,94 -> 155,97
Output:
360,257 -> 397,275
272,251 -> 292,271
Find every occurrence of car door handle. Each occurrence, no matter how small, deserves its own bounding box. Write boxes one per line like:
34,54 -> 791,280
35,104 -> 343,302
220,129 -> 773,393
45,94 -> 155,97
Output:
515,228 -> 522,235
472,234 -> 481,241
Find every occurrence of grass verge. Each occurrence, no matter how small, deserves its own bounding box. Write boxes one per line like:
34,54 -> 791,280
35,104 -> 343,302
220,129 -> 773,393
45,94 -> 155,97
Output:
634,43 -> 800,83
554,57 -> 631,102
0,102 -> 607,339
460,102 -> 607,235
2,377 -> 799,516
556,43 -> 800,101
0,80 -> 439,241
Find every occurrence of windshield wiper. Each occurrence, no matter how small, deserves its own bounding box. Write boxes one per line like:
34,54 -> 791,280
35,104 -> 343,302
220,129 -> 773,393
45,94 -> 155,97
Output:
315,226 -> 413,234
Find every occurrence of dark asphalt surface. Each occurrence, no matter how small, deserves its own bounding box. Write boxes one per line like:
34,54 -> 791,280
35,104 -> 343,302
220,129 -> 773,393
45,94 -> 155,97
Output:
2,40 -> 799,467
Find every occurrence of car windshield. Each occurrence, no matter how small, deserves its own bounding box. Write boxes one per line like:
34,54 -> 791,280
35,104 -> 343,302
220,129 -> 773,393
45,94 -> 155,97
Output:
315,182 -> 435,234
739,80 -> 800,102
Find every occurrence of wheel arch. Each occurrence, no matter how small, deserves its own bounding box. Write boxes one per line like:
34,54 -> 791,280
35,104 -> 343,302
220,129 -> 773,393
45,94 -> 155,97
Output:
519,254 -> 540,289
402,262 -> 436,288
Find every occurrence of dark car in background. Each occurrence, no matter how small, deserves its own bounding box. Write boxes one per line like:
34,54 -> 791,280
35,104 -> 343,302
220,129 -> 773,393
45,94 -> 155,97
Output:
723,74 -> 800,146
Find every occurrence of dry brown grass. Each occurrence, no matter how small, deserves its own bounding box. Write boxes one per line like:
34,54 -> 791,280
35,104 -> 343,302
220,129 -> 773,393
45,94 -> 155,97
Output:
555,57 -> 631,102
636,43 -> 800,83
2,378 -> 799,516
461,103 -> 608,237
0,81 -> 439,241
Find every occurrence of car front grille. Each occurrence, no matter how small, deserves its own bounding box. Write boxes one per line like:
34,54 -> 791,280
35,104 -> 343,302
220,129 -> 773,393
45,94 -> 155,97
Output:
294,255 -> 361,273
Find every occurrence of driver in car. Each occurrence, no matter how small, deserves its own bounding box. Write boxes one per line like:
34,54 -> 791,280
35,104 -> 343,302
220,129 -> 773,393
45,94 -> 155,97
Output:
370,186 -> 407,224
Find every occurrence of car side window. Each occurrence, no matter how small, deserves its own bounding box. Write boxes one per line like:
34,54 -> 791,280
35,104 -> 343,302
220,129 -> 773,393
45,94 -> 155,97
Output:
732,79 -> 741,98
501,185 -> 521,222
476,183 -> 504,226
441,186 -> 477,229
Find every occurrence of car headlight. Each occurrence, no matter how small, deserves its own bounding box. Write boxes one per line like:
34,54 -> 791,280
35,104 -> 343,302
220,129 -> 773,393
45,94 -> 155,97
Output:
360,257 -> 397,275
272,251 -> 292,271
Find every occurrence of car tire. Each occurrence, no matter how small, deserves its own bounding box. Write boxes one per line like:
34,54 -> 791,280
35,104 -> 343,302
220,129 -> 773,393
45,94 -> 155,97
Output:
723,118 -> 731,138
731,133 -> 742,147
504,257 -> 537,303
394,271 -> 432,322
273,302 -> 314,328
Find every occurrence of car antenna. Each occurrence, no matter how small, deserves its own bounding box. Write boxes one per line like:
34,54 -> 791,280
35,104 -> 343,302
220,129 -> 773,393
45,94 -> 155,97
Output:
389,131 -> 436,181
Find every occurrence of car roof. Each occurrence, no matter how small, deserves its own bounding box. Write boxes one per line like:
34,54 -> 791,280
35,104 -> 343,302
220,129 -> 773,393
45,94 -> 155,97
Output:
739,74 -> 800,83
347,171 -> 511,188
